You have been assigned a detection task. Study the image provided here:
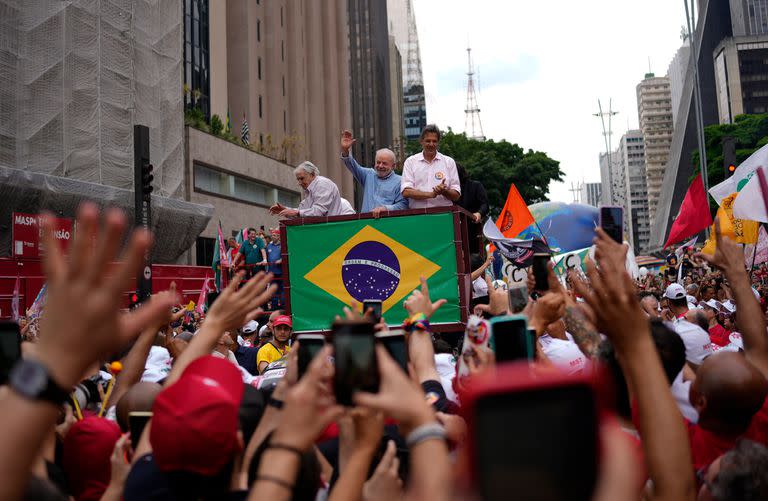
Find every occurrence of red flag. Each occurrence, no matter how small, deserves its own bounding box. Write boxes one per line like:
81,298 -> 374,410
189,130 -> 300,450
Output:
664,173 -> 712,248
496,184 -> 535,238
217,223 -> 229,267
11,277 -> 20,321
195,277 -> 212,314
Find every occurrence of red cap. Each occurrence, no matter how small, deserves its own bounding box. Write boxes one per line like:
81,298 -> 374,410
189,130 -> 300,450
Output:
151,356 -> 244,475
272,315 -> 292,328
62,417 -> 122,501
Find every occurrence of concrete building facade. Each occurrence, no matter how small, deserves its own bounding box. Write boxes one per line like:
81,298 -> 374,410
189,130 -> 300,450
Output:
636,74 -> 673,226
667,43 -> 691,124
580,182 -> 602,207
714,35 -> 768,123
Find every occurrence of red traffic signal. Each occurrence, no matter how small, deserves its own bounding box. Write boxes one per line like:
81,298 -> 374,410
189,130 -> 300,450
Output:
728,164 -> 736,173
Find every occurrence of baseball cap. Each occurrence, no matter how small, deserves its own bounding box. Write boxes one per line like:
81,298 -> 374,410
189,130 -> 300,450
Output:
258,324 -> 270,338
665,283 -> 686,300
242,320 -> 259,334
722,300 -> 737,313
702,299 -> 723,311
272,315 -> 292,328
151,355 -> 244,476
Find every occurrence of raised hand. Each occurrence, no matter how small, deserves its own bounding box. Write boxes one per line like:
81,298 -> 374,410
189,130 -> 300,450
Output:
476,275 -> 509,317
36,203 -> 178,388
695,218 -> 745,277
205,271 -> 275,332
269,203 -> 286,215
363,440 -> 403,501
404,277 -> 447,319
341,129 -> 357,155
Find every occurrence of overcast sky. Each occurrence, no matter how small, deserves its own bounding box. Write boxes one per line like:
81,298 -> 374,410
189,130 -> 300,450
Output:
413,0 -> 689,203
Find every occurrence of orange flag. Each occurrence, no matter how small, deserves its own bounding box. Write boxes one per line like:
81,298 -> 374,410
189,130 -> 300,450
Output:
496,184 -> 535,238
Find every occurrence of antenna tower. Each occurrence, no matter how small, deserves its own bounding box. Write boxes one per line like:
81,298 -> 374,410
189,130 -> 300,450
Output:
593,99 -> 619,203
405,0 -> 423,88
464,47 -> 485,141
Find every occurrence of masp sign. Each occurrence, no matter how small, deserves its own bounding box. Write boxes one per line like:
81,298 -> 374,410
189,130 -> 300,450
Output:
12,212 -> 73,257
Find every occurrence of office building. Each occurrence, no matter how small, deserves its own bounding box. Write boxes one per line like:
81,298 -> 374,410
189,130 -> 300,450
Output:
636,74 -> 673,226
0,0 -> 211,263
580,182 -> 602,207
651,0 -> 768,248
616,131 -> 651,253
387,0 -> 428,140
667,43 -> 691,124
599,150 -> 625,209
186,0 -> 354,264
348,0 -> 394,172
389,37 -> 406,164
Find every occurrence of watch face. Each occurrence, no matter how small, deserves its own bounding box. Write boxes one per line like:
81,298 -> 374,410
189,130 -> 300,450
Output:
11,361 -> 48,397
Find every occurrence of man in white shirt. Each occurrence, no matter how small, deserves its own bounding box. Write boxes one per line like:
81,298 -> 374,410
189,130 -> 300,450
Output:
269,161 -> 345,218
665,283 -> 713,369
401,124 -> 461,208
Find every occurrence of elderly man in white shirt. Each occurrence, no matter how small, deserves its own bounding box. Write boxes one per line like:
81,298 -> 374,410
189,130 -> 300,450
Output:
401,124 -> 461,209
269,161 -> 347,218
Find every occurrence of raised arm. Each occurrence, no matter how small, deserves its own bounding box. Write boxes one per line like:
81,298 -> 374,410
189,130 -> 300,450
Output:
574,228 -> 695,501
0,205 -> 176,501
697,218 -> 768,376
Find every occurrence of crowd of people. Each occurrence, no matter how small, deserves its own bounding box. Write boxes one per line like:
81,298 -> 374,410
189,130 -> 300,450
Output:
3,122 -> 768,501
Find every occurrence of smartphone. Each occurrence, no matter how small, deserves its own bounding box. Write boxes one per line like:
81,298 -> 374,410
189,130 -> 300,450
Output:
128,411 -> 153,445
599,206 -> 624,244
489,316 -> 534,363
376,330 -> 408,372
332,321 -> 379,406
532,253 -> 550,291
508,285 -> 529,313
297,334 -> 326,378
0,321 -> 22,385
461,364 -> 599,501
363,300 -> 383,323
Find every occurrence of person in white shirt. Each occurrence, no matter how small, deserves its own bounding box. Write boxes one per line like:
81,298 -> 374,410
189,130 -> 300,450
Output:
401,124 -> 461,209
664,283 -> 713,369
269,161 -> 345,218
538,319 -> 588,375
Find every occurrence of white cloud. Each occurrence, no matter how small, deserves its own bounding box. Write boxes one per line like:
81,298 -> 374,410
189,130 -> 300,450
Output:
413,0 -> 686,203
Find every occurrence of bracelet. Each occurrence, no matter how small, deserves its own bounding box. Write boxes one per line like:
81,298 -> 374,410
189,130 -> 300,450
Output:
405,422 -> 447,448
254,475 -> 293,491
266,442 -> 304,458
267,396 -> 284,409
403,312 -> 430,333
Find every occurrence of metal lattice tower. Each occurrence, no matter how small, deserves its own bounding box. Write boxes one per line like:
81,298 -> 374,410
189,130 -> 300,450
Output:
405,0 -> 423,88
593,99 -> 618,202
464,47 -> 485,141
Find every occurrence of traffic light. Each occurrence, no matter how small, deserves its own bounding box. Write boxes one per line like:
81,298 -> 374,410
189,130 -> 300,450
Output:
722,136 -> 736,178
129,292 -> 140,310
140,159 -> 153,199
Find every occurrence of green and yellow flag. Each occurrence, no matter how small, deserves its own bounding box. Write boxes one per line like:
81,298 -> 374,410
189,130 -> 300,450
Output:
286,213 -> 461,332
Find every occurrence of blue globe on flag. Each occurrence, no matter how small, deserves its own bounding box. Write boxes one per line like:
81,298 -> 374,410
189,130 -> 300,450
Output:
517,202 -> 599,253
342,241 -> 401,302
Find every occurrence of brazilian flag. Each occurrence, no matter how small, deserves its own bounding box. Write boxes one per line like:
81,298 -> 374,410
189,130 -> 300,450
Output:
286,213 -> 461,332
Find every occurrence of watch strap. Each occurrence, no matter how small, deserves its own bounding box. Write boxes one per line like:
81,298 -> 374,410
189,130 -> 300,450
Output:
10,359 -> 70,405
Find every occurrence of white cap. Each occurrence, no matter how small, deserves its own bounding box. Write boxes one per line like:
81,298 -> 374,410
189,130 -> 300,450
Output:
665,283 -> 686,300
702,299 -> 722,311
686,295 -> 698,305
259,324 -> 270,337
722,301 -> 737,313
242,320 -> 259,334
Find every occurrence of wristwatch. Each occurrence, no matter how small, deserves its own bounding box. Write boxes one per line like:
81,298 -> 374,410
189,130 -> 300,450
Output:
9,359 -> 70,405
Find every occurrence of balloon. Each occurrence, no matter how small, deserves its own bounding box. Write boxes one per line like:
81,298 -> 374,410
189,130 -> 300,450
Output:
518,202 -> 599,254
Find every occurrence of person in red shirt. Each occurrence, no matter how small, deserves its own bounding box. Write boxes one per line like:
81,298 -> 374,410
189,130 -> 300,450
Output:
701,300 -> 731,347
687,352 -> 768,471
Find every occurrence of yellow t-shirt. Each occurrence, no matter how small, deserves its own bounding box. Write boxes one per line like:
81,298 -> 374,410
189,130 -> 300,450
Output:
257,342 -> 290,371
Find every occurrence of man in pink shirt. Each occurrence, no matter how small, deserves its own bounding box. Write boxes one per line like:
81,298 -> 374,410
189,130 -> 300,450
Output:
401,125 -> 461,209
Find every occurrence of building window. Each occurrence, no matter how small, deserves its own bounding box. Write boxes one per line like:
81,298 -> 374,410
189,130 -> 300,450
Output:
282,76 -> 285,97
258,57 -> 262,80
196,237 -> 215,267
183,0 -> 211,120
283,110 -> 287,132
257,19 -> 261,42
259,95 -> 263,118
281,40 -> 285,62
193,163 -> 300,207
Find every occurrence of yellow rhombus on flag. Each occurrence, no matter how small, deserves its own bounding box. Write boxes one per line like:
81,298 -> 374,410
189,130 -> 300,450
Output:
702,192 -> 759,254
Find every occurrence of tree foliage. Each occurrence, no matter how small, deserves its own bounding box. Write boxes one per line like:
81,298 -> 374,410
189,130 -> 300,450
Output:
695,113 -> 768,191
404,129 -> 563,216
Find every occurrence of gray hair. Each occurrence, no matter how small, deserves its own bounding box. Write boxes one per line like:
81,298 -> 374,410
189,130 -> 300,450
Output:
294,161 -> 320,176
375,148 -> 396,164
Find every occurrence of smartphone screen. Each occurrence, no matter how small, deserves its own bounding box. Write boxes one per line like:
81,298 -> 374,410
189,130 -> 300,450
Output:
474,386 -> 598,501
508,285 -> 529,313
297,334 -> 325,378
362,300 -> 383,323
532,254 -> 550,291
600,206 -> 624,244
128,411 -> 153,445
376,330 -> 408,372
0,321 -> 22,385
333,321 -> 379,406
490,316 -> 533,363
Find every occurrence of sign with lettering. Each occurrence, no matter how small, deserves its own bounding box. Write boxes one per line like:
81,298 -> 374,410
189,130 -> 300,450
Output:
12,212 -> 73,257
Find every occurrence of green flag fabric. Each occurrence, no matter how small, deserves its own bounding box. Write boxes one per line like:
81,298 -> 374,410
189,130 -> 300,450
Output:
286,213 -> 461,332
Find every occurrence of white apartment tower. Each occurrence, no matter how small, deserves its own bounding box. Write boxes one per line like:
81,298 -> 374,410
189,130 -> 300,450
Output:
637,73 -> 673,226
